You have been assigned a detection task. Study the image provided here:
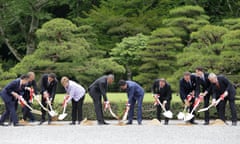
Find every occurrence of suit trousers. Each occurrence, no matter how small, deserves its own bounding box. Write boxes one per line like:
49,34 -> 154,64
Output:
89,90 -> 105,123
217,97 -> 237,122
157,99 -> 171,122
0,100 -> 19,125
203,94 -> 210,122
128,95 -> 144,124
22,102 -> 35,121
71,96 -> 85,123
41,97 -> 52,122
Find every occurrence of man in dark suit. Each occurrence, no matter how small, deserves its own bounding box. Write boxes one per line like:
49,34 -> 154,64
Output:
119,80 -> 144,125
208,73 -> 237,126
22,72 -> 38,122
0,75 -> 29,126
179,72 -> 197,124
195,67 -> 212,125
152,78 -> 172,125
88,74 -> 114,125
39,73 -> 58,125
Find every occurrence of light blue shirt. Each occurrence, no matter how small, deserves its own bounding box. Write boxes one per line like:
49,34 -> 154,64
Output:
65,80 -> 85,102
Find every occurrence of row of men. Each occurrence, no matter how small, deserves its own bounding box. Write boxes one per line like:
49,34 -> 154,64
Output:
152,67 -> 237,125
0,67 -> 238,126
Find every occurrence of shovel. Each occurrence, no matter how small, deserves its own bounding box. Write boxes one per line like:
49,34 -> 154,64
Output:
121,102 -> 131,121
19,97 -> 42,115
198,98 -> 222,113
154,95 -> 173,119
46,97 -> 58,117
58,95 -> 70,120
184,98 -> 201,121
177,105 -> 188,120
108,106 -> 119,120
34,95 -> 56,117
58,104 -> 67,120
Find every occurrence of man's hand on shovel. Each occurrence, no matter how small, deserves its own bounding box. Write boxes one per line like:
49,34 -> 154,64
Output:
104,101 -> 110,111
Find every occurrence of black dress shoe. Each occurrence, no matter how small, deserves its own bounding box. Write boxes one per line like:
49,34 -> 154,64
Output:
103,121 -> 109,125
190,121 -> 198,125
203,122 -> 209,125
14,123 -> 24,127
0,123 -> 8,126
39,120 -> 45,125
232,122 -> 237,126
164,121 -> 169,125
98,121 -> 109,125
69,122 -> 76,125
126,121 -> 132,125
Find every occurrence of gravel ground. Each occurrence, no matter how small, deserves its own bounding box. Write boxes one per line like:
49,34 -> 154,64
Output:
0,120 -> 239,144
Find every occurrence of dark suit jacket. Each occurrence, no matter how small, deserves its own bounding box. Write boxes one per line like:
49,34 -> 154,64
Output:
88,76 -> 108,101
40,74 -> 58,102
152,79 -> 171,101
23,80 -> 38,101
195,72 -> 212,96
211,75 -> 236,100
1,78 -> 25,103
179,75 -> 197,102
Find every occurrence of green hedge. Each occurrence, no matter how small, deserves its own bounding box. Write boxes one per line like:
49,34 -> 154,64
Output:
0,102 -> 239,121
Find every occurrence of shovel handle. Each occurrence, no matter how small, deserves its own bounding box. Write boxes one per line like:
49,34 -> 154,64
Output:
62,104 -> 67,114
153,95 -> 166,111
34,95 -> 49,112
109,106 -> 119,120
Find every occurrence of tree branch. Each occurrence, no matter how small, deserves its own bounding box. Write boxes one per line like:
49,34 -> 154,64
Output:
0,25 -> 22,61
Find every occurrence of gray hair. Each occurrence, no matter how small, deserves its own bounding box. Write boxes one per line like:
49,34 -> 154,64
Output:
208,73 -> 217,79
107,74 -> 114,80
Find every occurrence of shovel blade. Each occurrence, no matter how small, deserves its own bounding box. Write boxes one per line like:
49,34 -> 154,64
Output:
58,113 -> 67,120
177,112 -> 184,120
163,110 -> 173,119
49,111 -> 58,117
184,113 -> 194,121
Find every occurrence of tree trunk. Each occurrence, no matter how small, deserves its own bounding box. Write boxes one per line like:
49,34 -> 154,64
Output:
126,65 -> 132,80
26,0 -> 49,55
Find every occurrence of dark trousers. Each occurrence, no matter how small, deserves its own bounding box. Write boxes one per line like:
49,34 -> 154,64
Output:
189,98 -> 195,123
157,99 -> 171,123
89,91 -> 105,123
216,97 -> 237,122
0,100 -> 18,125
22,102 -> 35,121
128,95 -> 144,124
203,94 -> 210,122
41,97 -> 52,122
71,96 -> 85,123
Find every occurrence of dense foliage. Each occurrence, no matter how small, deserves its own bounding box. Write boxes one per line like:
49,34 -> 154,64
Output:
0,0 -> 240,93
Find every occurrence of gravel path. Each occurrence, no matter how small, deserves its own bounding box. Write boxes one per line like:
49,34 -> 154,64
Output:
0,120 -> 239,144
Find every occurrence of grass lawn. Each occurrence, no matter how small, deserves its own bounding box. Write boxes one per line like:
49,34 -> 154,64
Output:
54,93 -> 182,104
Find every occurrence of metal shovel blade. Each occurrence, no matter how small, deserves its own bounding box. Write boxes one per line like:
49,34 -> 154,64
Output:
163,110 -> 173,119
177,112 -> 185,120
184,113 -> 194,121
58,113 -> 67,120
49,111 -> 58,117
